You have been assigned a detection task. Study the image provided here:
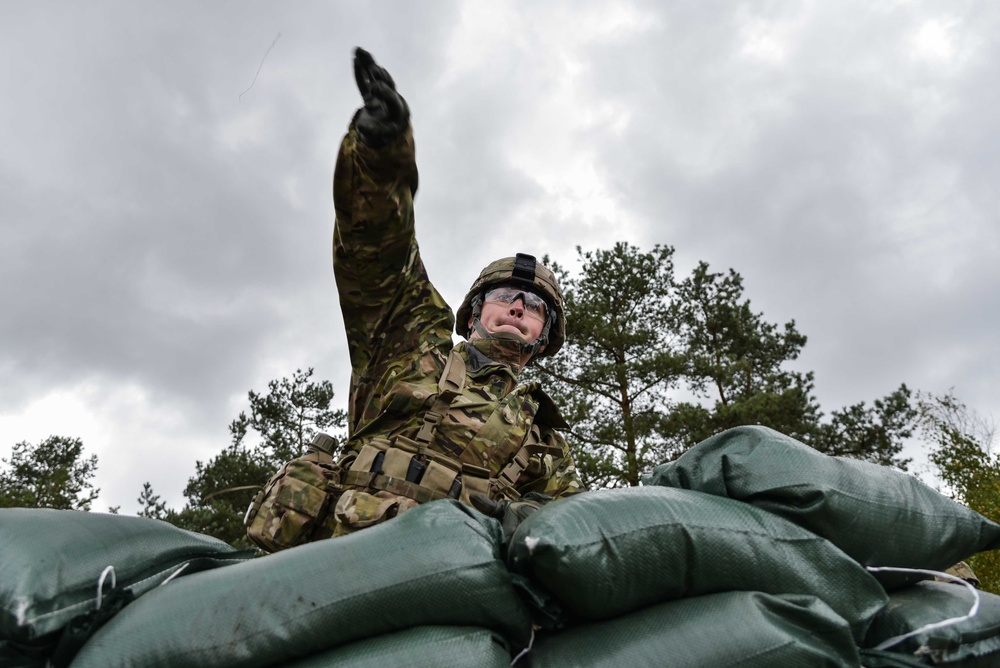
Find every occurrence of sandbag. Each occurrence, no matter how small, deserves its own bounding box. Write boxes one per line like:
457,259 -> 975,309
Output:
525,591 -> 860,667
283,626 -> 512,668
0,509 -> 249,651
70,500 -> 532,668
863,580 -> 1000,666
857,649 -> 930,667
0,640 -> 45,668
644,426 -> 1000,589
507,486 -> 887,641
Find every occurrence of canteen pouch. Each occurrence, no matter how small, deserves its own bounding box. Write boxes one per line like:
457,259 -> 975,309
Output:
245,450 -> 348,553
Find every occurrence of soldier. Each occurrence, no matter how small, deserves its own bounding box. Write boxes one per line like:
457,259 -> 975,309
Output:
329,48 -> 586,537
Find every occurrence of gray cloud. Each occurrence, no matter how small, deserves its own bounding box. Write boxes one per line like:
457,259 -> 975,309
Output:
1,1 -> 995,511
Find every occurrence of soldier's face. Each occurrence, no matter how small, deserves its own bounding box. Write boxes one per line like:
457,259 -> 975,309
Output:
471,295 -> 547,345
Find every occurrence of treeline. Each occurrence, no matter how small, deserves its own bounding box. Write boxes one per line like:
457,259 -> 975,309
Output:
2,242 -> 996,585
0,369 -> 343,551
529,243 -> 917,488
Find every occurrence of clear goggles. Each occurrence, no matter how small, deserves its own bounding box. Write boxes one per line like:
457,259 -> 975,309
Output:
483,284 -> 548,322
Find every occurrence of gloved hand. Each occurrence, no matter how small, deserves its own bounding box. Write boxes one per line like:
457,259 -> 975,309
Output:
470,492 -> 553,541
352,47 -> 409,147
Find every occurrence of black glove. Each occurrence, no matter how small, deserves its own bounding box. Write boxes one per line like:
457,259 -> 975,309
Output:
470,493 -> 553,541
352,47 -> 409,147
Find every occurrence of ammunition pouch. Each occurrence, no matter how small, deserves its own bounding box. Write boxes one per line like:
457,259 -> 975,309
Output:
341,435 -> 519,507
244,447 -> 354,553
345,438 -> 453,499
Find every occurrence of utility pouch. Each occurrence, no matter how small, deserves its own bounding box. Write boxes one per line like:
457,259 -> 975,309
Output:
422,460 -> 460,496
245,443 -> 348,553
350,438 -> 391,474
460,463 -> 492,505
382,446 -> 415,480
333,490 -> 419,536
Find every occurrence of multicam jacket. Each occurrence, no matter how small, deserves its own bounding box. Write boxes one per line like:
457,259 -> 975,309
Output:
331,123 -> 585,512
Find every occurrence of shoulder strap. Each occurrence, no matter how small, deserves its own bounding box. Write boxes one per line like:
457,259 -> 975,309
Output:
414,348 -> 466,445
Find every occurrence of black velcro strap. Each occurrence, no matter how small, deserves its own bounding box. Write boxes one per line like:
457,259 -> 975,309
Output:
512,253 -> 536,283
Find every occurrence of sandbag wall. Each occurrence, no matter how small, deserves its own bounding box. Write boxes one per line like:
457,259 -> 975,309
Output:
67,501 -> 529,668
1,502 -> 527,668
0,509 -> 253,668
4,425 -> 1000,667
511,425 -> 1000,667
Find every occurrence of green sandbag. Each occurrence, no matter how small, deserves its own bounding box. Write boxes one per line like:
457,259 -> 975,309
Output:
863,581 -> 1000,666
0,508 -> 249,647
525,591 -> 860,667
283,626 -> 512,668
0,640 -> 45,668
857,648 -> 931,667
70,500 -> 532,668
507,486 -> 887,641
644,426 -> 1000,589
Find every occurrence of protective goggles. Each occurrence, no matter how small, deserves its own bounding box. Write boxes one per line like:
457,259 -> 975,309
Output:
483,285 -> 548,322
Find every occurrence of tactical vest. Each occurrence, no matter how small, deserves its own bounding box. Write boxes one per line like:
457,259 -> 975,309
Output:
340,348 -> 564,506
245,348 -> 564,551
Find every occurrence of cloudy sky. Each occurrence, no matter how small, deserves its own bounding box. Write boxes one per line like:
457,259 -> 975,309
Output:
2,1 -> 996,513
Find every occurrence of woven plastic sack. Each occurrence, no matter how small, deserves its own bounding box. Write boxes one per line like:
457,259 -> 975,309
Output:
0,509 -> 248,654
282,626 -> 511,668
71,500 -> 531,668
862,580 -> 1000,666
525,591 -> 860,667
508,486 -> 887,641
856,649 -> 929,667
0,640 -> 45,668
644,426 -> 1000,589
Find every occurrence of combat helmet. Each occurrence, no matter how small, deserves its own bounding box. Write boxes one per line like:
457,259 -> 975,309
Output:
456,253 -> 565,358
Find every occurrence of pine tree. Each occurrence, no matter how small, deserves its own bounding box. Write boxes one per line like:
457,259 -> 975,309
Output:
0,436 -> 99,510
533,243 -> 918,487
160,368 -> 346,547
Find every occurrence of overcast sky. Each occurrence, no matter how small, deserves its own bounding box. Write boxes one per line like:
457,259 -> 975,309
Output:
2,1 -> 996,513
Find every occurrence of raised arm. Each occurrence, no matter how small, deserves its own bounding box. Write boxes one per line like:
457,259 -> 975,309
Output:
332,48 -> 453,433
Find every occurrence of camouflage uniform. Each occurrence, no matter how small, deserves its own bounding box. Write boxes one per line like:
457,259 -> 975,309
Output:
939,560 -> 981,588
331,123 -> 585,533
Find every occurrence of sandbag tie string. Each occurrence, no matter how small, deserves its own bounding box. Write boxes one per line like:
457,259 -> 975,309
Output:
510,628 -> 535,666
866,566 -> 981,651
160,562 -> 190,586
95,565 -> 116,611
94,560 -> 191,612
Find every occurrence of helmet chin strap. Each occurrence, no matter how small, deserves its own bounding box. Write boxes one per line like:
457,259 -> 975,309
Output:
470,293 -> 550,359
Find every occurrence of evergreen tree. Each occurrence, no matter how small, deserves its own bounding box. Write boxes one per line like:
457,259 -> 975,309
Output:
533,243 -> 686,488
0,436 -> 99,510
535,242 -> 918,487
668,261 -> 819,446
811,385 -> 916,468
164,368 -> 346,547
670,261 -> 915,468
136,481 -> 168,520
240,368 -> 345,465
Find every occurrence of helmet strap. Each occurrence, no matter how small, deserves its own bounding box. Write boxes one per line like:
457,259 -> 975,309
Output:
470,293 -> 492,341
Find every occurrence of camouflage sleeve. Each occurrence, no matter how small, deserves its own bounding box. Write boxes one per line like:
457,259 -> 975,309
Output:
520,429 -> 588,499
332,124 -> 454,432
